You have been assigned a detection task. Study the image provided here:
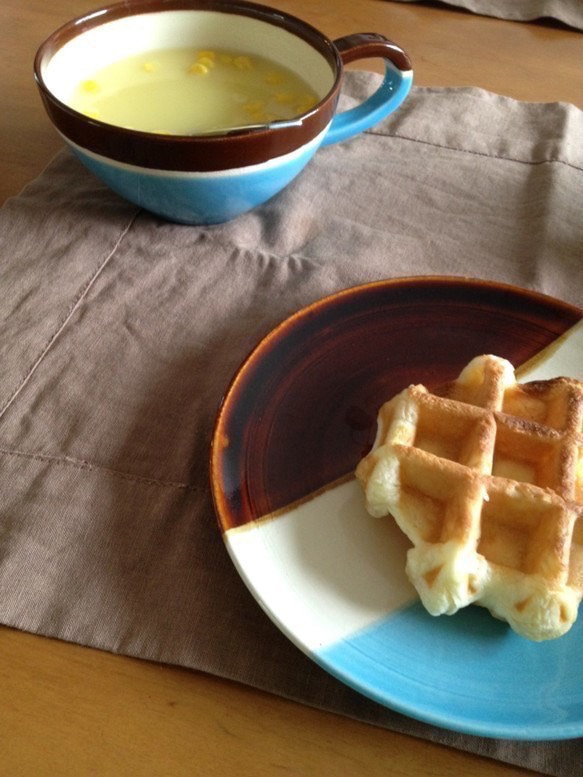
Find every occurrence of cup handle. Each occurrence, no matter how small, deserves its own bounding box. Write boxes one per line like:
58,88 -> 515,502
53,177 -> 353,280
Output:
322,33 -> 413,147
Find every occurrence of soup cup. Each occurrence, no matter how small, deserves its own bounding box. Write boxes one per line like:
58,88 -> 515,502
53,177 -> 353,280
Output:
35,0 -> 413,225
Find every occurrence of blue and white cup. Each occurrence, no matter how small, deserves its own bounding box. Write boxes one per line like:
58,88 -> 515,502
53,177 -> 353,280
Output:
35,0 -> 413,224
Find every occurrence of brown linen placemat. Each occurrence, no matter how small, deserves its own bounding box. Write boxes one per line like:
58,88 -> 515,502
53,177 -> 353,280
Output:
0,74 -> 582,775
388,0 -> 583,29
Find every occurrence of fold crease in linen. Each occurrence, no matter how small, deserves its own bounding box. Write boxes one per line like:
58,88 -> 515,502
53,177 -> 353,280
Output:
0,75 -> 581,776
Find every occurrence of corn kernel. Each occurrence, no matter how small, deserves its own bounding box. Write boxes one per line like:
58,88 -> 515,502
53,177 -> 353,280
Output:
81,79 -> 99,93
243,100 -> 264,113
85,108 -> 100,119
196,50 -> 216,61
233,55 -> 253,70
188,63 -> 209,75
264,71 -> 284,85
197,56 -> 215,69
247,112 -> 268,124
296,94 -> 318,113
142,61 -> 158,73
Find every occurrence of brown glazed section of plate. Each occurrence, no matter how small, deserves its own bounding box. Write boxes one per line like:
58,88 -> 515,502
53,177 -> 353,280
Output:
210,277 -> 582,531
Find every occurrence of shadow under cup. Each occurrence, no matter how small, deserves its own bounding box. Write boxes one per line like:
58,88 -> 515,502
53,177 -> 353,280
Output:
35,0 -> 413,225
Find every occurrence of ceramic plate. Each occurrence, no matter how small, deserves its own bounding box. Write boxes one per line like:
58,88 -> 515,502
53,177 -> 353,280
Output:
210,277 -> 583,740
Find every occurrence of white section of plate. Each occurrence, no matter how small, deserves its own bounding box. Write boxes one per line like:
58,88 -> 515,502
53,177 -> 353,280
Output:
225,478 -> 416,651
517,319 -> 583,381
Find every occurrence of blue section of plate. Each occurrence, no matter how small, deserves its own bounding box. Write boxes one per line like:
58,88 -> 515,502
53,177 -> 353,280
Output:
317,601 -> 583,740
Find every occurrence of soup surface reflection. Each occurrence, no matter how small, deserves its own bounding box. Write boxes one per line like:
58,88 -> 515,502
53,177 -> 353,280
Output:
71,47 -> 319,134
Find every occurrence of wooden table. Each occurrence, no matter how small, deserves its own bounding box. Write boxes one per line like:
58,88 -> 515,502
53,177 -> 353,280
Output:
1,2 -> 580,774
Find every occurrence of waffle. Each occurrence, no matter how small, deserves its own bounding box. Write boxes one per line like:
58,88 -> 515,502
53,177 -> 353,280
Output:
355,355 -> 583,641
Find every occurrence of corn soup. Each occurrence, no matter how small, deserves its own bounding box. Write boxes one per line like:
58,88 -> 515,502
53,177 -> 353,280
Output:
71,47 -> 319,134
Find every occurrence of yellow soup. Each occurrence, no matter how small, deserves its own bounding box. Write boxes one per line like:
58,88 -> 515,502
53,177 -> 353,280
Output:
71,47 -> 319,135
